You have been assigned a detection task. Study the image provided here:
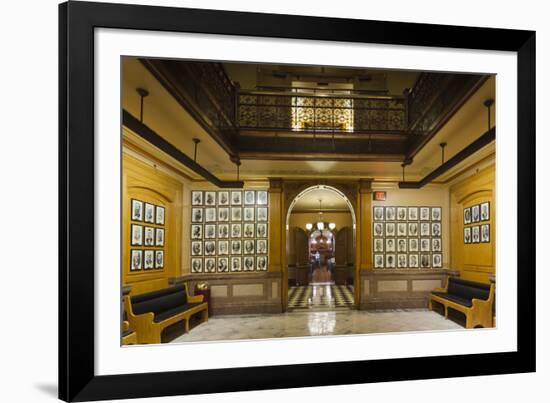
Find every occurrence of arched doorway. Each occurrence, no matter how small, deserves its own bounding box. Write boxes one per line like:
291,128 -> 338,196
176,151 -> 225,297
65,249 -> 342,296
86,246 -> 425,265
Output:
285,185 -> 357,311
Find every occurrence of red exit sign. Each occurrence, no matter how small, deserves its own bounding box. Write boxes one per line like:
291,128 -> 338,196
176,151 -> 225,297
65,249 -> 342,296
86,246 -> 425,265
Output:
373,191 -> 386,201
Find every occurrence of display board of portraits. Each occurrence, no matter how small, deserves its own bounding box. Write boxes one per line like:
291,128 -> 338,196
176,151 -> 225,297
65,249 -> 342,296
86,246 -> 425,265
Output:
372,206 -> 443,269
129,199 -> 166,272
190,190 -> 269,273
463,201 -> 490,244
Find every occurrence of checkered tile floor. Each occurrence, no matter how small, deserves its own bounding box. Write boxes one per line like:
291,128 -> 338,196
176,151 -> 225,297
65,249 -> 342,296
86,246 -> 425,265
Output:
288,284 -> 355,310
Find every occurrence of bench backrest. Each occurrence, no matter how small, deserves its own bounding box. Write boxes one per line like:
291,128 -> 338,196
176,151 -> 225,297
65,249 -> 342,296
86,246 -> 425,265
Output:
447,278 -> 491,301
130,284 -> 188,315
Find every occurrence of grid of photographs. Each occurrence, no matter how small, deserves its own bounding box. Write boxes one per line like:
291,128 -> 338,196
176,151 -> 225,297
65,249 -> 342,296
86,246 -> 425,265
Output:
190,190 -> 268,273
130,199 -> 165,272
463,201 -> 490,244
373,206 -> 442,269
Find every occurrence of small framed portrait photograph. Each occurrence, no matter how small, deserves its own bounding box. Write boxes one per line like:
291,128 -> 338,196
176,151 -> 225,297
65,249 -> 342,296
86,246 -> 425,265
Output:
191,258 -> 203,273
231,240 -> 242,255
256,239 -> 268,254
432,253 -> 443,268
420,207 -> 430,221
464,207 -> 472,224
191,191 -> 203,206
464,227 -> 472,244
471,204 -> 480,223
131,199 -> 143,221
217,191 -> 229,206
218,224 -> 229,239
397,238 -> 407,252
256,256 -> 268,271
420,223 -> 430,236
397,223 -> 407,237
204,258 -> 216,273
257,207 -> 268,222
256,223 -> 268,238
481,224 -> 490,242
408,207 -> 419,221
385,238 -> 395,252
191,207 -> 203,223
373,222 -> 384,237
431,222 -> 441,237
204,191 -> 216,206
420,238 -> 431,252
154,250 -> 164,269
409,238 -> 419,252
191,241 -> 203,256
374,254 -> 384,268
243,223 -> 255,238
230,223 -> 242,238
420,254 -> 431,268
243,256 -> 255,271
385,254 -> 396,268
231,191 -> 242,205
472,226 -> 480,243
431,207 -> 442,221
130,249 -> 142,271
257,191 -> 268,205
409,254 -> 419,268
204,241 -> 216,256
480,201 -> 490,221
217,207 -> 229,222
385,223 -> 395,236
373,238 -> 384,253
204,224 -> 216,239
218,240 -> 229,255
243,240 -> 255,254
408,222 -> 418,236
244,190 -> 255,205
231,207 -> 242,221
191,224 -> 202,240
155,228 -> 164,247
155,205 -> 165,225
243,207 -> 254,221
130,224 -> 143,246
143,227 -> 155,246
385,206 -> 396,221
373,206 -> 384,221
397,254 -> 407,268
231,257 -> 242,272
205,207 -> 217,222
144,202 -> 155,223
143,250 -> 155,270
217,257 -> 229,273
396,207 -> 407,221
432,238 -> 442,252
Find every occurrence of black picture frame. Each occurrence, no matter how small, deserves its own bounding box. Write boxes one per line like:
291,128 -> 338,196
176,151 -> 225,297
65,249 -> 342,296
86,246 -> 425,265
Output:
60,1 -> 535,401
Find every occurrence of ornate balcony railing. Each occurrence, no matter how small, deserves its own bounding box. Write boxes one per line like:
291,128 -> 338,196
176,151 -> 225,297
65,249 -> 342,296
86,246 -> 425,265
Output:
238,90 -> 407,134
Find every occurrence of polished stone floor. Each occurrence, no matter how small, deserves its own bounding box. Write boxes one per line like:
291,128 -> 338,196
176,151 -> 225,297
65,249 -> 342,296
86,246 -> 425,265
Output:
171,309 -> 462,343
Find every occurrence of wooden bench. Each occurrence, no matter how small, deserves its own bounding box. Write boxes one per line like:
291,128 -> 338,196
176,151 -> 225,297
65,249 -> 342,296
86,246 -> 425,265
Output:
429,277 -> 494,328
121,321 -> 137,345
124,284 -> 208,344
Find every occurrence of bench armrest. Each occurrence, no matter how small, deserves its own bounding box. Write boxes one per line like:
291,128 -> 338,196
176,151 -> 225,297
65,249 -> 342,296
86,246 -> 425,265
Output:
431,287 -> 446,293
123,321 -> 130,332
188,294 -> 204,303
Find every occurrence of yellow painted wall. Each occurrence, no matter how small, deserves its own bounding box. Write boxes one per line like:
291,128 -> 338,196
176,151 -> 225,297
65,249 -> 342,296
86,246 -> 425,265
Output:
449,165 -> 495,283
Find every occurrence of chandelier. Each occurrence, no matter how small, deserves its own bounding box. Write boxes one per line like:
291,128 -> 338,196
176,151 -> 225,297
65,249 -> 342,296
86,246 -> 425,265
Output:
305,199 -> 336,232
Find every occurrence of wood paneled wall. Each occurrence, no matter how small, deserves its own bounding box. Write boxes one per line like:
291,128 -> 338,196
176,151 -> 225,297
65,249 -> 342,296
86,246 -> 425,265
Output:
450,165 -> 495,283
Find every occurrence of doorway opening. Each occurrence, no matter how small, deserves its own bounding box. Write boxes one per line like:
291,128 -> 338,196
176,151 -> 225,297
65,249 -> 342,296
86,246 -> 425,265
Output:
285,185 -> 356,311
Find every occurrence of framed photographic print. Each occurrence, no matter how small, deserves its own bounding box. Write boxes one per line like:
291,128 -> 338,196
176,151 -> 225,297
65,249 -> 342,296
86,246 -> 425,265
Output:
385,238 -> 395,252
218,223 -> 229,239
397,238 -> 407,252
396,207 -> 407,221
231,223 -> 242,238
464,207 -> 472,224
130,224 -> 142,246
464,227 -> 472,244
205,207 -> 217,222
155,205 -> 165,225
472,204 -> 480,223
154,250 -> 164,269
472,226 -> 481,243
257,207 -> 268,221
256,223 -> 268,238
257,239 -> 268,254
231,240 -> 242,255
409,238 -> 419,252
373,222 -> 384,237
61,2 -> 534,401
144,202 -> 155,223
191,191 -> 203,206
204,241 -> 216,256
130,249 -> 142,271
243,207 -> 254,221
420,238 -> 430,252
481,201 -> 491,221
231,256 -> 242,272
481,224 -> 491,242
432,238 -> 442,252
143,226 -> 154,246
204,224 -> 216,239
155,228 -> 164,247
131,199 -> 143,221
231,207 -> 242,221
408,207 -> 418,221
397,222 -> 407,236
385,223 -> 395,236
373,206 -> 384,221
420,222 -> 430,236
432,222 -> 441,237
244,190 -> 255,205
374,238 -> 384,252
431,207 -> 442,221
204,191 -> 216,206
